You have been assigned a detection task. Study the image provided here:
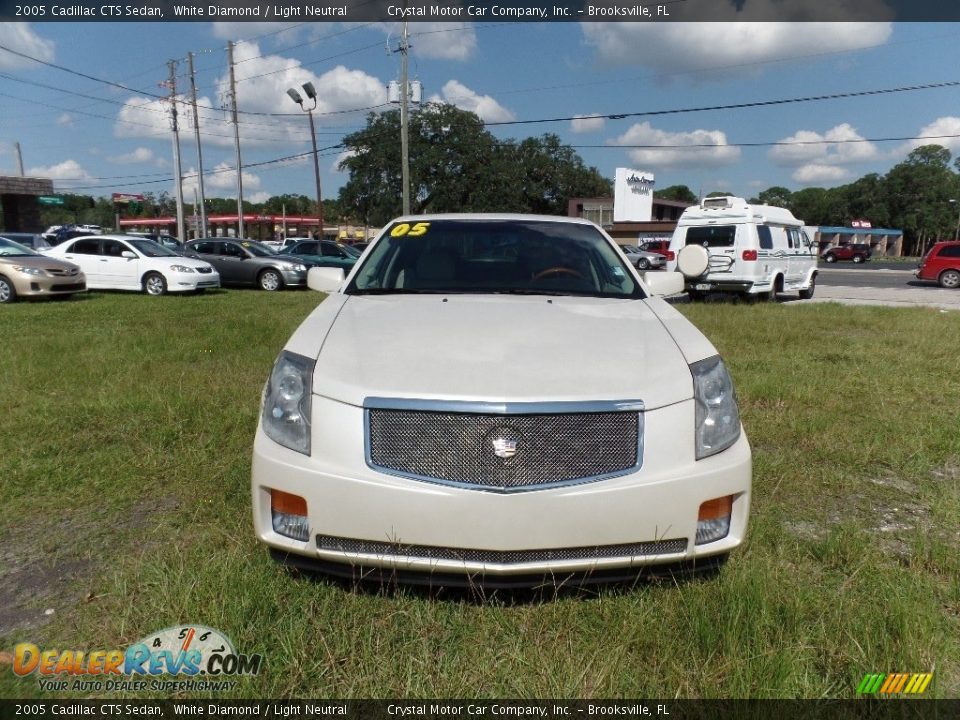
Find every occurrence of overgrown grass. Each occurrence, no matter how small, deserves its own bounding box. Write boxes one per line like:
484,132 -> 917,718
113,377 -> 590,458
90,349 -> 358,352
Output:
0,291 -> 957,699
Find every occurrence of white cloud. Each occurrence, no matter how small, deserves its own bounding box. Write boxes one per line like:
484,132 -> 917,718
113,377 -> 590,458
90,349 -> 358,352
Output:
792,164 -> 850,184
211,22 -> 301,41
26,159 -> 93,184
109,147 -> 163,165
56,114 -> 74,127
409,23 -> 477,60
113,42 -> 386,149
428,80 -> 514,123
571,115 -> 605,134
899,116 -> 960,157
0,24 -> 55,70
581,22 -> 892,79
769,123 -> 879,166
609,122 -> 740,169
182,161 -> 261,198
333,149 -> 356,173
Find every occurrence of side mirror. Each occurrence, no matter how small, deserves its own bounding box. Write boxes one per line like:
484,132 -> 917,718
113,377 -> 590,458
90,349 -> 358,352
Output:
307,266 -> 345,293
121,250 -> 137,259
644,271 -> 685,297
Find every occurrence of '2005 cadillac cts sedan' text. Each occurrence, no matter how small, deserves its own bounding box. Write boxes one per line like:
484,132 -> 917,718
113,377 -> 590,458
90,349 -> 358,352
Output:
252,215 -> 751,586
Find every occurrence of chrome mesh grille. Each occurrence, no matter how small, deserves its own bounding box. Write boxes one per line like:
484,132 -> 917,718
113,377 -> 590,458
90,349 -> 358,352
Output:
367,408 -> 640,491
316,535 -> 687,564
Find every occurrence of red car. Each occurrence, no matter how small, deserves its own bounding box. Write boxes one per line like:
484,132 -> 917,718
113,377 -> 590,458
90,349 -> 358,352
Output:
916,241 -> 960,289
639,240 -> 673,259
821,243 -> 872,263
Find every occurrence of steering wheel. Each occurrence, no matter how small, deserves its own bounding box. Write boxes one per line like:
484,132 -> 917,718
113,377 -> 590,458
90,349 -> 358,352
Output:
532,266 -> 584,282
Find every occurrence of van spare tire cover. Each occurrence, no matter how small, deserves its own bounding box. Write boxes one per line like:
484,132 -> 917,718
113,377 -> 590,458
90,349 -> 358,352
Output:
677,244 -> 709,278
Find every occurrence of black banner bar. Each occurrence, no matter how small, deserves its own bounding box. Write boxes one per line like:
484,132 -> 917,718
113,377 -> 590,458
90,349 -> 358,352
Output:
2,700 -> 959,720
1,0 -> 960,23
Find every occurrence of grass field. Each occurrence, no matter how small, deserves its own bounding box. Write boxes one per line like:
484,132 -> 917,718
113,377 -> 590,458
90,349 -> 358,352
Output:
0,289 -> 958,699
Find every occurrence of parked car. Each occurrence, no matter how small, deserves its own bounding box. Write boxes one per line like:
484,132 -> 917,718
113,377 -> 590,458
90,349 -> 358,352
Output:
127,232 -> 183,253
620,245 -> 666,270
916,240 -> 960,288
75,224 -> 103,235
252,214 -> 750,586
639,239 -> 672,258
41,225 -> 63,242
50,226 -> 98,245
43,234 -> 219,295
821,243 -> 872,263
0,235 -> 86,303
0,232 -> 51,251
182,239 -> 309,291
282,239 -> 359,271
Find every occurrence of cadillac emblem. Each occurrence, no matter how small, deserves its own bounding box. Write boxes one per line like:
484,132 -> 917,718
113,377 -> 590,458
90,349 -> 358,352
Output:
491,435 -> 519,459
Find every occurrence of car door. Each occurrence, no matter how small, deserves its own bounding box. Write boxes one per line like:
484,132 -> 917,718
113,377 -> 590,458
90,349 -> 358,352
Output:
220,241 -> 255,285
320,240 -> 355,269
787,228 -> 816,285
99,238 -> 141,289
185,240 -> 223,280
59,238 -> 104,285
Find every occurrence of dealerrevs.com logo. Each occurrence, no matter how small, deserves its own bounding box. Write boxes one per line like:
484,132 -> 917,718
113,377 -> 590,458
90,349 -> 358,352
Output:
12,625 -> 263,693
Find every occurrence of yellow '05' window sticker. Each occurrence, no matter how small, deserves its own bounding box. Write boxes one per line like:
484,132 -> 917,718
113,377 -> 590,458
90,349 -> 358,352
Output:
389,222 -> 430,238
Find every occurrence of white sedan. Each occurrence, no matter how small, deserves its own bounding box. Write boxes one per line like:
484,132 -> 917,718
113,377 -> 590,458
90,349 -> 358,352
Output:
44,234 -> 219,295
252,214 -> 751,586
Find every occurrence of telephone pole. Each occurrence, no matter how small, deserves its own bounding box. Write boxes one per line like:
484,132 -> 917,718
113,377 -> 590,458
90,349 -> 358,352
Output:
167,60 -> 186,243
399,19 -> 411,215
227,41 -> 245,238
187,52 -> 208,239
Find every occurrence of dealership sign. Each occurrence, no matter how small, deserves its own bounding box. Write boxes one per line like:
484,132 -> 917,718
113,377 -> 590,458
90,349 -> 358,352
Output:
614,168 -> 655,223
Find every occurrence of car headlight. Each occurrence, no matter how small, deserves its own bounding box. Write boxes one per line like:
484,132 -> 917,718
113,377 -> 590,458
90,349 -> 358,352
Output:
691,356 -> 741,460
12,266 -> 45,276
289,263 -> 307,273
169,265 -> 195,273
261,350 -> 314,455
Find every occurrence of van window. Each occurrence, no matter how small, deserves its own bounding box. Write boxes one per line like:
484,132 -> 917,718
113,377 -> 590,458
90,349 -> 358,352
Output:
757,226 -> 773,250
686,225 -> 736,248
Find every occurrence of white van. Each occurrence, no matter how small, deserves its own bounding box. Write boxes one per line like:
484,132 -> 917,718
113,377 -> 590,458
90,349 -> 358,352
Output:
666,196 -> 817,301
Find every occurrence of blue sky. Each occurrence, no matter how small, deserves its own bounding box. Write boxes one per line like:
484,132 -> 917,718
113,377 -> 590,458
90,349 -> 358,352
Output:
2,21 -> 960,206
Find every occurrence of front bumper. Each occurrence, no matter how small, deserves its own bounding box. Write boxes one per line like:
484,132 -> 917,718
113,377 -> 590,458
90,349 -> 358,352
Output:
251,396 -> 751,581
279,268 -> 308,286
169,270 -> 221,292
10,273 -> 87,297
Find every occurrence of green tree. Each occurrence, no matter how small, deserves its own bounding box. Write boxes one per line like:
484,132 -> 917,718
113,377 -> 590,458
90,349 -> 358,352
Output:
654,184 -> 698,203
883,145 -> 958,254
338,105 -> 611,224
750,186 -> 793,208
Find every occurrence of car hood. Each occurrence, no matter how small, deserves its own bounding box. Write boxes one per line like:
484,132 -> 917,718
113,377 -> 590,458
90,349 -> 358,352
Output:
0,255 -> 81,272
303,294 -> 698,410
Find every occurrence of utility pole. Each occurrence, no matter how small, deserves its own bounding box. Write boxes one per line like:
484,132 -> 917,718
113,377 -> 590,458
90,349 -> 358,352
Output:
14,142 -> 24,176
227,41 -> 245,238
167,60 -> 186,244
187,52 -> 208,239
399,18 -> 411,216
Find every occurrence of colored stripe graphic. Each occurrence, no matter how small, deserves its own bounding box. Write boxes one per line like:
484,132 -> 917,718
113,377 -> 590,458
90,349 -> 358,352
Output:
858,672 -> 932,695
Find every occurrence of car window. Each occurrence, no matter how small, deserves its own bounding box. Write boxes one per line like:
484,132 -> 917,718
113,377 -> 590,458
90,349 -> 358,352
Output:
103,239 -> 129,257
293,242 -> 319,255
321,241 -> 343,257
347,218 -> 643,299
0,237 -> 35,256
222,242 -> 246,257
192,241 -> 216,254
128,239 -> 177,257
939,245 -> 960,258
686,225 -> 737,248
69,239 -> 101,255
757,226 -> 773,250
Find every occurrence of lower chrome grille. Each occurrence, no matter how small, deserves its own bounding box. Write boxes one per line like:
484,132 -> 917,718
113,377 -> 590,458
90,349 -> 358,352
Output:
197,267 -> 213,274
366,401 -> 642,491
316,535 -> 688,564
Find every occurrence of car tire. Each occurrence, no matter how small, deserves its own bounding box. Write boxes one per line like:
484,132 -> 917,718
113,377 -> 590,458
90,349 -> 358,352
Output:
258,268 -> 283,291
824,254 -> 837,263
0,276 -> 17,304
798,274 -> 816,300
853,255 -> 865,264
939,269 -> 960,289
143,272 -> 167,296
762,276 -> 782,302
637,258 -> 650,270
687,289 -> 704,302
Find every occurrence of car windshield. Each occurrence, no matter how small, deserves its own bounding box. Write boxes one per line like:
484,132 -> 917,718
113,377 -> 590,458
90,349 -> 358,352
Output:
0,237 -> 36,256
347,219 -> 643,298
127,239 -> 178,257
341,244 -> 363,258
239,240 -> 276,257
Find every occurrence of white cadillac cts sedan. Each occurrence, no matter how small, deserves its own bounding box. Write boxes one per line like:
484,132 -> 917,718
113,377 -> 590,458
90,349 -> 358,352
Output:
252,215 -> 751,586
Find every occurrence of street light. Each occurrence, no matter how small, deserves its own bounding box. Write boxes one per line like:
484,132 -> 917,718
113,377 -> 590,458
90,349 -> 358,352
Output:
287,81 -> 324,238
